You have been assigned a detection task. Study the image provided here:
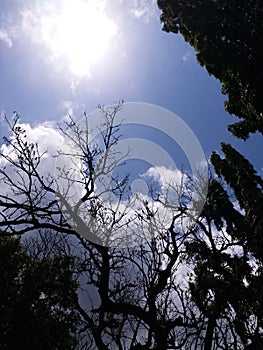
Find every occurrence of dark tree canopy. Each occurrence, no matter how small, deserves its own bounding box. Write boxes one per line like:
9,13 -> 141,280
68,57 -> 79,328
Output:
0,234 -> 80,350
187,166 -> 263,349
158,0 -> 263,139
157,1 -> 263,347
211,143 -> 263,259
0,106 -> 263,349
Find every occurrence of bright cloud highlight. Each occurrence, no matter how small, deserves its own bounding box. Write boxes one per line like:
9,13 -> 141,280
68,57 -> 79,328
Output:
0,30 -> 13,48
20,0 -> 118,77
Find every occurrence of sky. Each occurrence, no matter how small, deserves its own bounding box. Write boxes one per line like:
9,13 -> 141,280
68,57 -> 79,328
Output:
0,0 -> 262,178
0,0 -> 262,337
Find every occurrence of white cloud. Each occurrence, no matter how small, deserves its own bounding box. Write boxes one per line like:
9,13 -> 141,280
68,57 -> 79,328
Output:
142,166 -> 186,206
60,100 -> 75,118
126,0 -> 161,22
19,122 -> 63,155
144,166 -> 183,190
0,0 -> 119,80
0,30 -> 13,48
0,121 -> 64,174
0,120 -> 66,237
0,121 -> 203,247
18,0 -> 118,77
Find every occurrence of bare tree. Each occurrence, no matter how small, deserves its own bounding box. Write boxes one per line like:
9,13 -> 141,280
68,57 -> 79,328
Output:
0,103 -> 259,349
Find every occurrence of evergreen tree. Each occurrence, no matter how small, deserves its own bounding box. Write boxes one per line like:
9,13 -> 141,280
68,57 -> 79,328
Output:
158,3 -> 263,347
187,170 -> 263,349
158,0 -> 263,139
211,143 -> 263,259
0,235 -> 80,349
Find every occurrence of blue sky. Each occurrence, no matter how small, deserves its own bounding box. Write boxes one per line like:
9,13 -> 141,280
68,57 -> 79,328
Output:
0,0 -> 262,174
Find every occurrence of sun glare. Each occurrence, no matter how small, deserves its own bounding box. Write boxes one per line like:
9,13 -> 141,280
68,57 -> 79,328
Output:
41,0 -> 118,76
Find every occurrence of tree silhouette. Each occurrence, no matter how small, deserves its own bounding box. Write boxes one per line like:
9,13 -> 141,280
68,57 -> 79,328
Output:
157,3 -> 263,346
158,0 -> 263,139
0,232 -> 79,349
0,103 -> 262,348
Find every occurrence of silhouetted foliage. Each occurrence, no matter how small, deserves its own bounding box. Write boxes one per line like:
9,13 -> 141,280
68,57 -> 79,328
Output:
0,233 -> 79,349
187,171 -> 263,349
158,0 -> 263,139
0,104 -> 262,349
211,143 -> 263,259
157,4 -> 263,346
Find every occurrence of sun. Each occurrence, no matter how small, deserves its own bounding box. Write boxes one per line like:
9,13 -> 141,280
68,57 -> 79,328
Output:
41,0 -> 118,76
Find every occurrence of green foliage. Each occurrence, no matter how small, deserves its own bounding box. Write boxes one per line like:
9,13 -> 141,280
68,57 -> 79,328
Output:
158,0 -> 263,139
211,144 -> 263,259
186,170 -> 263,347
157,3 -> 263,343
202,178 -> 246,236
0,235 -> 79,350
184,143 -> 263,348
